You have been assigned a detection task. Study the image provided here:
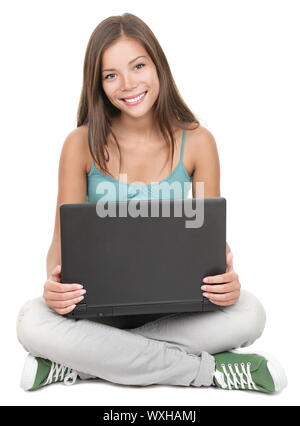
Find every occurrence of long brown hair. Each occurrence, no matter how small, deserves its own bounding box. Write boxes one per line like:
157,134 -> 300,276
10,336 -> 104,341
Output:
77,13 -> 199,177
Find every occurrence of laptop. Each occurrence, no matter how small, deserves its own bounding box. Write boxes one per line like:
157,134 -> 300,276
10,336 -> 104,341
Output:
60,197 -> 226,319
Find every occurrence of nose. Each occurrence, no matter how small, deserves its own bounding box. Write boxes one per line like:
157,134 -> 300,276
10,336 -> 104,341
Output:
120,73 -> 137,92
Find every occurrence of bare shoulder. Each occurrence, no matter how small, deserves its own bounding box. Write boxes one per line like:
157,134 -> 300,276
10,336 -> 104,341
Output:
186,124 -> 220,197
185,123 -> 219,170
65,124 -> 88,147
186,123 -> 217,150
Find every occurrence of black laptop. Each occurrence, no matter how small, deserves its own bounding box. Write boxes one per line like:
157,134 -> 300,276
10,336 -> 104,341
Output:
60,197 -> 226,319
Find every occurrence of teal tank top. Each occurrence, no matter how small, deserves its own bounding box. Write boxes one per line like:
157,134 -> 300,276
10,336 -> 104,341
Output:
86,128 -> 192,202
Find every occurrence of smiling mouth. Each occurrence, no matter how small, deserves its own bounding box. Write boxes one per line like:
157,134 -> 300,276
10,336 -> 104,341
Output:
120,91 -> 148,102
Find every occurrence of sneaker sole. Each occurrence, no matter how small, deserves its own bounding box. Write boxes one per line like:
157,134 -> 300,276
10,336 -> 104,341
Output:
20,353 -> 38,391
231,348 -> 288,392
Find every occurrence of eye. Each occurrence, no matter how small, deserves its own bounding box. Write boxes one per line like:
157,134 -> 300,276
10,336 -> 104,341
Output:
104,63 -> 145,80
104,73 -> 115,80
135,63 -> 145,70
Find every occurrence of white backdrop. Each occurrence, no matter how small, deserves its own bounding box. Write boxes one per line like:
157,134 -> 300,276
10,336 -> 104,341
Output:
1,0 -> 299,406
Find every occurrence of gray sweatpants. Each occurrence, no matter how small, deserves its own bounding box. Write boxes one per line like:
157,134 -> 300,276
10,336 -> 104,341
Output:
16,289 -> 266,387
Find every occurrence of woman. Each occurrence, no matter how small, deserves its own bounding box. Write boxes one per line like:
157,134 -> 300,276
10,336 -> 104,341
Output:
16,13 -> 287,393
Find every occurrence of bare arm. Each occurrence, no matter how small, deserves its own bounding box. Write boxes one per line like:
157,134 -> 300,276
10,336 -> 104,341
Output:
46,239 -> 61,279
191,126 -> 231,256
46,127 -> 88,279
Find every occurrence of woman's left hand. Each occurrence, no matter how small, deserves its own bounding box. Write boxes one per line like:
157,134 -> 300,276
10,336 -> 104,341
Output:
201,251 -> 241,306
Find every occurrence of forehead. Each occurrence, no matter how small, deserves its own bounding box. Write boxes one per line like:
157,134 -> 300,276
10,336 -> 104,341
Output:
102,38 -> 148,67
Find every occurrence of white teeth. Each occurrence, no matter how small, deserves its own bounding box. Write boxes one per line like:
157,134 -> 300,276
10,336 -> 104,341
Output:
123,92 -> 146,103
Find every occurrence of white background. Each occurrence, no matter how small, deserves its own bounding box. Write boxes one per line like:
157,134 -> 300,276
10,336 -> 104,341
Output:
1,0 -> 299,406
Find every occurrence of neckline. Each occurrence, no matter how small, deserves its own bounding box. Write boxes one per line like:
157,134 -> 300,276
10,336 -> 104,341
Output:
91,160 -> 187,187
88,128 -> 190,186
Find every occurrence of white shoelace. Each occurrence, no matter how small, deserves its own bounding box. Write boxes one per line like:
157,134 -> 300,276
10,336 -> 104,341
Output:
44,361 -> 78,386
214,362 -> 258,390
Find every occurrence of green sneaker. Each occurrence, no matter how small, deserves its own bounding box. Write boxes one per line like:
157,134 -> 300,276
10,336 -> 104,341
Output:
20,354 -> 79,391
212,349 -> 287,393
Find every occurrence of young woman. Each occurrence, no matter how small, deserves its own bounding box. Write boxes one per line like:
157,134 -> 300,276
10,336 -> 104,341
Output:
16,13 -> 287,393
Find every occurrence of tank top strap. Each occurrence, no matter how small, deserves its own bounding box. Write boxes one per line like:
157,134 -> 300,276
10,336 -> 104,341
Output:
91,158 -> 96,171
180,128 -> 186,162
88,158 -> 95,175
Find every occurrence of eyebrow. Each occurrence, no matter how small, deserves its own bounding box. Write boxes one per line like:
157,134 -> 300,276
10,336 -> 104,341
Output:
102,56 -> 147,73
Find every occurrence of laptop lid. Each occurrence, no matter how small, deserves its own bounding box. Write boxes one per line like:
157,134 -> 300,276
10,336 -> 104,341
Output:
60,197 -> 226,319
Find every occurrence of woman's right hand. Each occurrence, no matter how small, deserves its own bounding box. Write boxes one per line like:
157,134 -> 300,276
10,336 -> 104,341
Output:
43,265 -> 86,315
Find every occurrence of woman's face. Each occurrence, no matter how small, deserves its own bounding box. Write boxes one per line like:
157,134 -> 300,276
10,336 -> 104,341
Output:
101,37 -> 160,118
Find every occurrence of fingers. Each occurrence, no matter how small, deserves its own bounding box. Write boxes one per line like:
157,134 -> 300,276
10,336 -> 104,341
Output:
43,277 -> 86,315
201,279 -> 240,294
54,304 -> 77,315
202,271 -> 238,285
49,295 -> 85,310
209,297 -> 239,306
201,257 -> 240,306
204,290 -> 240,304
46,288 -> 86,302
44,287 -> 86,315
45,280 -> 83,292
